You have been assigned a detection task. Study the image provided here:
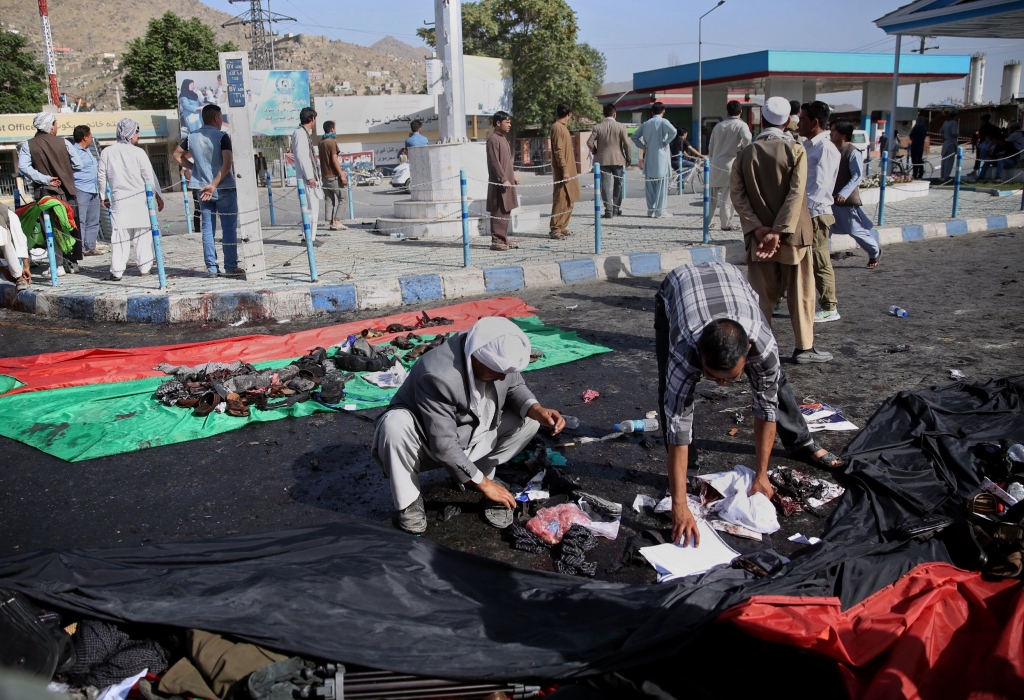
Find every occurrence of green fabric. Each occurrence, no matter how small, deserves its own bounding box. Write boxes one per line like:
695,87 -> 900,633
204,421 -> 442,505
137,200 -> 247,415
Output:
0,320 -> 611,462
20,200 -> 76,253
0,375 -> 24,394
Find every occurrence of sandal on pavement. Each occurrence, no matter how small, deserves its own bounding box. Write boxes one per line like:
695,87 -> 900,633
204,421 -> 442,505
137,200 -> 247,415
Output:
790,441 -> 844,470
867,249 -> 881,269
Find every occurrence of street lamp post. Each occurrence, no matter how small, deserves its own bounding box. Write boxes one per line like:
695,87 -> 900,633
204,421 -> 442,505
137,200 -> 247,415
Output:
697,0 -> 725,153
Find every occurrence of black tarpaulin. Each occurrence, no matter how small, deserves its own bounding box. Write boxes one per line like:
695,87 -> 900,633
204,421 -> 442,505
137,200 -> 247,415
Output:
1,376 -> 1022,682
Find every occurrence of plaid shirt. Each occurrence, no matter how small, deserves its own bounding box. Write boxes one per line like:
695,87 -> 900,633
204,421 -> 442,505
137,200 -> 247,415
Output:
660,262 -> 780,445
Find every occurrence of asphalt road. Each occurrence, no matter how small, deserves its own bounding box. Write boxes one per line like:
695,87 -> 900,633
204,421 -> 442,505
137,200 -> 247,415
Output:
1,228 -> 1022,585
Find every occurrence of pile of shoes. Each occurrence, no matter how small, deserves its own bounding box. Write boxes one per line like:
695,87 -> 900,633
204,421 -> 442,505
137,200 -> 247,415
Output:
154,348 -> 357,417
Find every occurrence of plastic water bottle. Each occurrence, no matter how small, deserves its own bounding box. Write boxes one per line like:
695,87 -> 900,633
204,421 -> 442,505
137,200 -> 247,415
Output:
615,418 -> 660,433
562,415 -> 580,430
889,306 -> 909,318
1008,443 -> 1024,463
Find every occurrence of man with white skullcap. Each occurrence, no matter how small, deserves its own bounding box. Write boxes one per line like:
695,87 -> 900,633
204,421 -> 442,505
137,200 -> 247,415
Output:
17,111 -> 84,273
97,118 -> 163,281
729,96 -> 831,365
373,317 -> 566,534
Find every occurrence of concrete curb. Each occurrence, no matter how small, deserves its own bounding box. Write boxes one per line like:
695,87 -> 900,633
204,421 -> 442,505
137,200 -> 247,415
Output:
3,213 -> 1020,324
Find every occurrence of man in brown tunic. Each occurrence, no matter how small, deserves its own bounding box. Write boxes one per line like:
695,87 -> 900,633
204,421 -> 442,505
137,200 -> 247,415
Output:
729,96 -> 832,364
549,102 -> 580,239
485,111 -> 520,251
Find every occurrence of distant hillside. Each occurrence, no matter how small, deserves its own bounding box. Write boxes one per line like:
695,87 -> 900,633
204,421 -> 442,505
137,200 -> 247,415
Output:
0,0 -> 433,110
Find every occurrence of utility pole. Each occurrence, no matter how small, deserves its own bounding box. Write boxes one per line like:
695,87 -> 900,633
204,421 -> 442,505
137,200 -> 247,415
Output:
224,0 -> 294,71
37,0 -> 59,106
911,36 -> 939,108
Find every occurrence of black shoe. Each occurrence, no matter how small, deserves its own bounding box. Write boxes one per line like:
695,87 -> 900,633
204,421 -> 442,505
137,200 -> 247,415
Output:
222,268 -> 245,276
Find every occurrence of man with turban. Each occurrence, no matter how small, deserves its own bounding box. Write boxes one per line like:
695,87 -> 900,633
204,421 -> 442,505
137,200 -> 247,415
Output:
372,317 -> 566,534
17,111 -> 84,273
97,118 -> 163,281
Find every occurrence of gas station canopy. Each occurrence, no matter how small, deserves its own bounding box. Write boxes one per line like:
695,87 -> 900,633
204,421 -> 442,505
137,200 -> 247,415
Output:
633,50 -> 971,95
875,0 -> 1024,39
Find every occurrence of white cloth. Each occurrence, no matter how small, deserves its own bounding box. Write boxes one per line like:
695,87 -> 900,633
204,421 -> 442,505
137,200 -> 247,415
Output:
698,465 -> 780,534
96,669 -> 147,700
110,227 -> 154,277
0,209 -> 29,277
803,130 -> 840,218
97,142 -> 158,230
373,407 -> 538,509
709,186 -> 734,228
32,112 -> 56,132
761,96 -> 791,127
301,187 -> 319,241
291,125 -> 323,200
940,118 -> 959,145
463,317 -> 532,417
707,117 -> 752,188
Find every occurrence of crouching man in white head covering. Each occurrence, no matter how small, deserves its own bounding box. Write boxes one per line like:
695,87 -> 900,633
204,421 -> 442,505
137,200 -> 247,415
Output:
373,317 -> 565,534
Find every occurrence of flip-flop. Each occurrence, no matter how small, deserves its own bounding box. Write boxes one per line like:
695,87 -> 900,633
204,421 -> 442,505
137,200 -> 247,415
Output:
790,441 -> 844,469
867,250 -> 881,269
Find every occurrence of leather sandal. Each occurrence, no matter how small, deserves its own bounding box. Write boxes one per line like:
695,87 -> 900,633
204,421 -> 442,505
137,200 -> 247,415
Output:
225,392 -> 250,418
193,391 -> 217,417
176,396 -> 200,409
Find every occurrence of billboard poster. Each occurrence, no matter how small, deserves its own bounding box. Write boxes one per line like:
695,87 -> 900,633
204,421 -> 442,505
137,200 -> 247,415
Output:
175,70 -> 310,138
314,95 -> 437,135
463,56 -> 512,116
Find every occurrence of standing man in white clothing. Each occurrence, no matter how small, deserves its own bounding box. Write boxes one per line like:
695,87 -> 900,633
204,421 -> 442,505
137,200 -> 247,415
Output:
706,100 -> 751,230
631,101 -> 677,217
798,101 -> 841,324
291,107 -> 323,245
939,110 -> 959,179
98,119 -> 162,282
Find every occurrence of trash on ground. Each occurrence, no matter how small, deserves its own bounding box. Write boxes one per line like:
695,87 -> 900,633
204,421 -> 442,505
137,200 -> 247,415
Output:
565,304 -> 578,310
277,319 -> 291,324
633,494 -> 657,512
525,503 -> 592,545
885,344 -> 912,353
981,477 -> 1020,506
555,442 -> 575,448
949,369 -> 967,379
696,466 -> 780,534
562,415 -> 580,430
229,317 -> 248,327
578,432 -> 622,444
360,362 -> 408,389
515,470 -> 550,503
889,305 -> 909,318
575,492 -> 622,540
615,417 -> 659,433
769,466 -> 845,515
582,389 -> 600,403
645,411 -> 658,420
728,428 -> 739,436
709,520 -> 762,541
509,522 -> 547,554
788,532 -> 822,546
639,521 -> 740,582
800,402 -> 859,431
555,524 -> 598,576
439,505 -> 461,522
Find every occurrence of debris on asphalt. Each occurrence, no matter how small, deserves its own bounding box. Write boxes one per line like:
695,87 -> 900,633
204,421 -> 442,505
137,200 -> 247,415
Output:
555,524 -> 598,577
565,304 -> 579,310
525,503 -> 592,545
509,522 -> 547,554
229,317 -> 248,327
709,520 -> 762,541
578,432 -> 622,444
696,466 -> 780,534
639,520 -> 739,582
950,369 -> 967,379
788,533 -> 822,546
575,492 -> 623,540
728,428 -> 739,436
562,415 -> 580,430
885,344 -> 912,353
633,494 -> 657,512
582,389 -> 600,403
889,305 -> 909,318
439,505 -> 461,522
799,403 -> 859,431
769,466 -> 845,515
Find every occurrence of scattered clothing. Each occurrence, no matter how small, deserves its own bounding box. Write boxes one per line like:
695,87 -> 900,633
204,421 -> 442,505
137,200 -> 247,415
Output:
65,620 -> 168,689
158,629 -> 287,700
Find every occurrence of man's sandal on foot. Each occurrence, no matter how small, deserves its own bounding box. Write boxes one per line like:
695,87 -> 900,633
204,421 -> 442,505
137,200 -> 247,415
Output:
790,441 -> 843,469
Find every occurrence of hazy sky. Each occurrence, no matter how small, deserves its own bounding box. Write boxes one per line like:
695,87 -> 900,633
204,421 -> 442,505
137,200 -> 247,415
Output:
204,0 -> 1024,105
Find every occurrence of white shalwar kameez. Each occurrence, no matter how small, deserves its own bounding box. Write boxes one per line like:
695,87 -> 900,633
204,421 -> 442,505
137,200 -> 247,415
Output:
97,143 -> 157,278
632,116 -> 677,217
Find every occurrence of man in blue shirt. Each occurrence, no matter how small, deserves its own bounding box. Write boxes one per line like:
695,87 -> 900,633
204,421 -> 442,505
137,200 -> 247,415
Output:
405,119 -> 429,149
71,125 -> 104,256
172,104 -> 241,277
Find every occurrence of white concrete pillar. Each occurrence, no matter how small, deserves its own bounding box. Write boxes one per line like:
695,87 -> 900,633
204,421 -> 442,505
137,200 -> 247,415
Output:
435,0 -> 467,142
802,80 -> 817,104
765,78 -> 803,102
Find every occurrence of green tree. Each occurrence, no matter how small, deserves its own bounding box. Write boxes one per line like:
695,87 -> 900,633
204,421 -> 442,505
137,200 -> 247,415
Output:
0,31 -> 47,114
418,0 -> 604,129
121,12 -> 237,109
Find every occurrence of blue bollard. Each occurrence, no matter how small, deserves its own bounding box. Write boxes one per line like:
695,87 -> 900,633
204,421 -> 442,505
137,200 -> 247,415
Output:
460,169 -> 470,267
594,163 -> 602,254
145,183 -> 168,289
347,170 -> 355,221
878,151 -> 888,226
952,146 -> 963,218
13,188 -> 21,208
42,211 -> 59,287
181,173 -> 192,235
865,155 -> 871,178
265,171 -> 276,226
677,153 -> 684,195
296,178 -> 318,282
622,166 -> 628,199
702,158 -> 711,244
105,184 -> 114,232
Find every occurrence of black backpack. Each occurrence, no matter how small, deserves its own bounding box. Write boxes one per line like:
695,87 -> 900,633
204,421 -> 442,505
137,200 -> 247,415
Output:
0,590 -> 75,680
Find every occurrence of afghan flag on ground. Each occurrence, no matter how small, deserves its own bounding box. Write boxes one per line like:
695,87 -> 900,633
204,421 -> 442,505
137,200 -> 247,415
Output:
0,297 -> 612,462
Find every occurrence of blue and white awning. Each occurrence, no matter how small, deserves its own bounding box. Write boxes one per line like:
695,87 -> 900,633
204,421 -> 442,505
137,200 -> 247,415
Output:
876,0 -> 1024,39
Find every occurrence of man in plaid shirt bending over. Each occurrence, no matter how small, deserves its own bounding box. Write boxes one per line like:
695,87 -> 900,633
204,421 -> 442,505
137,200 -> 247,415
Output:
655,262 -> 843,547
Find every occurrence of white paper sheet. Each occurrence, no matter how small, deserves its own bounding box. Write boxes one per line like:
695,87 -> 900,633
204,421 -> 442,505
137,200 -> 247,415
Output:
640,520 -> 739,582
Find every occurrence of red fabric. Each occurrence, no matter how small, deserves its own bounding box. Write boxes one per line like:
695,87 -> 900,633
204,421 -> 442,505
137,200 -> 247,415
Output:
719,563 -> 1024,700
0,297 -> 536,395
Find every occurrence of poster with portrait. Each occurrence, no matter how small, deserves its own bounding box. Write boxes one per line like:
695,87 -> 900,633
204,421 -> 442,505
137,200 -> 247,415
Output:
175,70 -> 310,138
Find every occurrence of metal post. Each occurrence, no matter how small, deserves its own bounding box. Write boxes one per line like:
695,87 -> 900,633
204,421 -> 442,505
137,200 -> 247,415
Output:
702,158 -> 711,243
952,146 -> 963,218
347,171 -> 355,220
42,211 -> 59,286
677,153 -> 684,195
879,151 -> 888,226
297,177 -> 318,282
885,34 -> 903,176
460,169 -> 470,267
265,170 -> 276,226
181,173 -> 192,235
864,155 -> 871,178
105,184 -> 114,231
145,183 -> 167,289
13,188 -> 21,208
594,162 -> 602,254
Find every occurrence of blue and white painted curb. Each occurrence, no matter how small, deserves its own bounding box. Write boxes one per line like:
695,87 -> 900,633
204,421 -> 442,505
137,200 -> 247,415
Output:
0,245 -> 731,324
2,212 -> 1019,324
